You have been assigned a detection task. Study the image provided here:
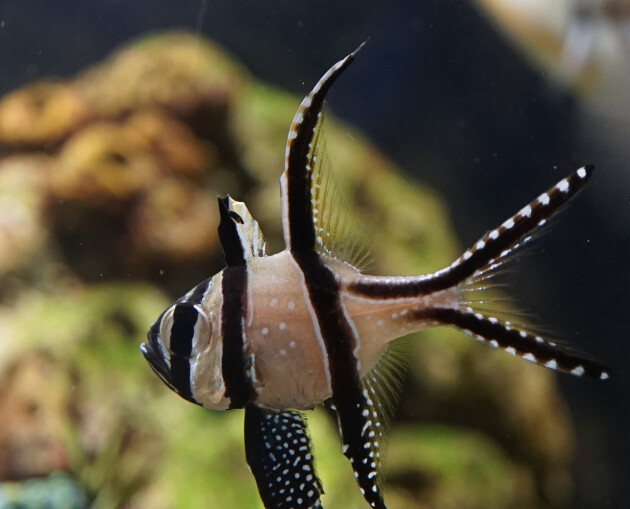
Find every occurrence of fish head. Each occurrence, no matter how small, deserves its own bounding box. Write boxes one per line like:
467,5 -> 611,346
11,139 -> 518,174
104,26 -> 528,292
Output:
140,274 -> 230,410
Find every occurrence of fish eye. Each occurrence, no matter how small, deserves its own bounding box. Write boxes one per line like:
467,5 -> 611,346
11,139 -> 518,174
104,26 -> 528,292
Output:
159,302 -> 212,359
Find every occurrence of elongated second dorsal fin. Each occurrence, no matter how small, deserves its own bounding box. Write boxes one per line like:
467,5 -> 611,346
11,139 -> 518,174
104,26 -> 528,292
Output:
280,43 -> 365,256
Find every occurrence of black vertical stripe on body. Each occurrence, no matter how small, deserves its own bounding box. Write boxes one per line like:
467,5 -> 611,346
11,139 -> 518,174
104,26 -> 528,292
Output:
285,46 -> 361,254
217,194 -> 257,409
294,252 -> 387,509
245,405 -> 324,509
283,43 -> 385,508
348,166 -> 594,299
418,307 -> 610,379
220,266 -> 255,408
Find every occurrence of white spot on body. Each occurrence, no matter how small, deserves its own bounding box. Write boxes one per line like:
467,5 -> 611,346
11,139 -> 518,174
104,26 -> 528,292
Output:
270,298 -> 278,308
489,229 -> 499,240
577,167 -> 587,179
280,349 -> 287,356
503,218 -> 515,229
523,353 -> 536,362
288,130 -> 298,140
290,341 -> 296,349
262,327 -> 269,335
288,301 -> 295,310
505,347 -> 516,355
463,250 -> 472,261
279,322 -> 286,330
520,204 -> 532,217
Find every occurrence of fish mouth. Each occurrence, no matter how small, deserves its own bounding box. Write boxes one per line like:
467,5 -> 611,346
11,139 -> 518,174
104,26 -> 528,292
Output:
140,328 -> 175,392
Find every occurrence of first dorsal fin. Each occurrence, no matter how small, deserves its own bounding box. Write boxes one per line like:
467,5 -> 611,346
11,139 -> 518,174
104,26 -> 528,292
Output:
218,195 -> 267,266
280,43 -> 365,255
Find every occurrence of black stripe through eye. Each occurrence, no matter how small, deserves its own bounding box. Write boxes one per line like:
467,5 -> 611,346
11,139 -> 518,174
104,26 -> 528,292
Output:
168,303 -> 199,402
170,303 -> 199,358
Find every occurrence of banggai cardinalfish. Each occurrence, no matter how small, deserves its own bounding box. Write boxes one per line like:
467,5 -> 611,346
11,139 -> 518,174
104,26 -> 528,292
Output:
141,44 -> 609,509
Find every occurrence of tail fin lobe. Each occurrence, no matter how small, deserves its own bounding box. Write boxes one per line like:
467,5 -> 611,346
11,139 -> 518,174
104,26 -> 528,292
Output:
422,306 -> 610,380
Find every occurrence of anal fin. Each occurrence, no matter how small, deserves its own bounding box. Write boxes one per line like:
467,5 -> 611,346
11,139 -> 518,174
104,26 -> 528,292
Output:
244,405 -> 324,509
334,384 -> 387,509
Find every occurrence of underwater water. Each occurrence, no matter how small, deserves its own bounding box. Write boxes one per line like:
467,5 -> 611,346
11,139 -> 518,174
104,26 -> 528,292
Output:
0,1 -> 627,508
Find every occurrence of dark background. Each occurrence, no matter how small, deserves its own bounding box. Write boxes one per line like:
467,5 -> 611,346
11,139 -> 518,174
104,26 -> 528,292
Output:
1,1 -> 626,507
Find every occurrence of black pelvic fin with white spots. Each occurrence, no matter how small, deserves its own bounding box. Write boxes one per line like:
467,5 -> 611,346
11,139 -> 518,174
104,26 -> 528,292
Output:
420,307 -> 610,380
349,166 -> 594,298
244,405 -> 323,509
281,43 -> 364,254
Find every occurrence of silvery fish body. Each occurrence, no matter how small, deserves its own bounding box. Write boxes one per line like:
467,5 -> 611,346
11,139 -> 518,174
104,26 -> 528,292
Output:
141,45 -> 609,509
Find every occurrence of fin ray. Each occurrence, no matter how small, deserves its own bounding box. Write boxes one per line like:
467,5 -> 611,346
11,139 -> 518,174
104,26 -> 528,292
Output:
310,117 -> 372,268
